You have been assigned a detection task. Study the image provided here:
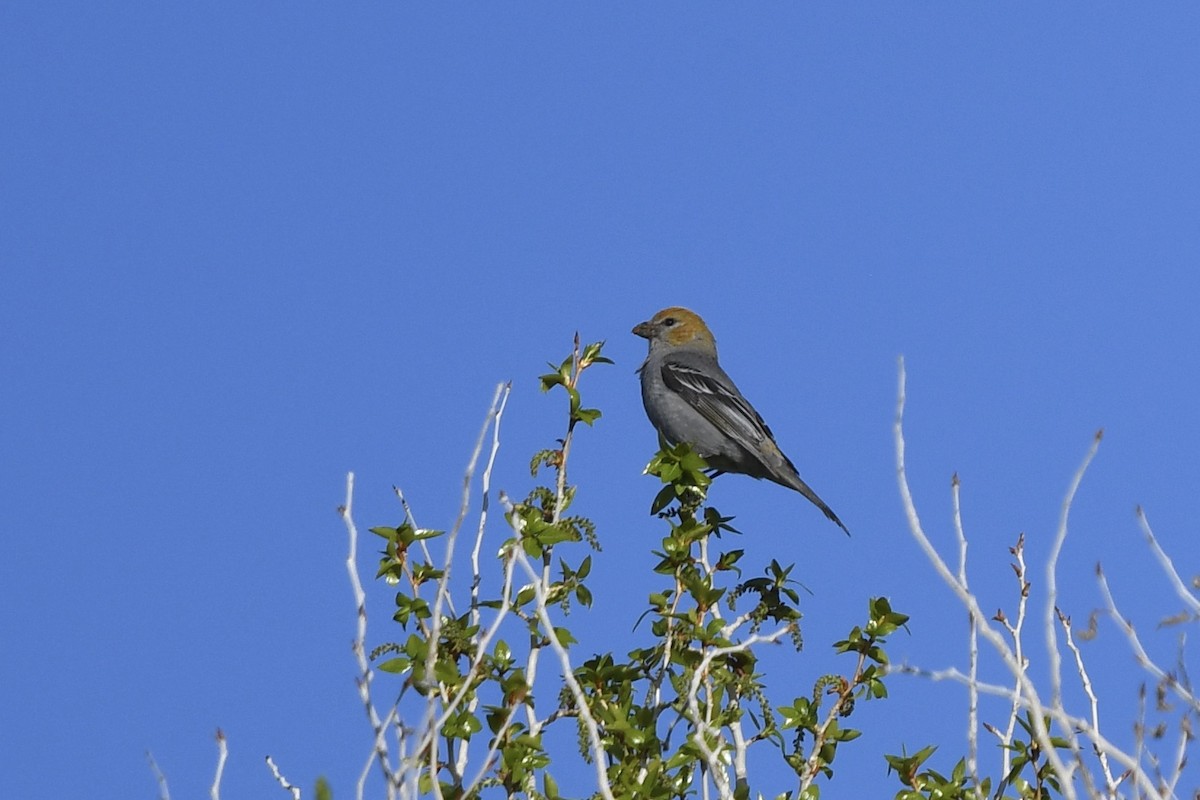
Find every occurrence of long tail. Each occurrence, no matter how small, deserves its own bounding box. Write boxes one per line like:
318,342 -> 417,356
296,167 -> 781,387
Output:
756,439 -> 851,535
779,470 -> 851,536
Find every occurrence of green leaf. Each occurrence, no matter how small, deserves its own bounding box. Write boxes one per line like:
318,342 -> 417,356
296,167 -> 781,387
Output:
580,341 -> 612,365
715,549 -> 745,572
539,371 -> 566,392
575,407 -> 602,426
650,485 -> 677,514
376,657 -> 410,674
433,658 -> 462,685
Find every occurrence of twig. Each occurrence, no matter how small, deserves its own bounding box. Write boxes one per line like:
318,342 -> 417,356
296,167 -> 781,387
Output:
897,664 -> 1160,795
424,550 -> 517,788
392,488 -> 441,605
459,382 -> 511,778
211,728 -> 227,800
1057,608 -> 1116,791
686,631 -> 788,799
266,755 -> 302,800
419,383 -> 509,798
1136,507 -> 1200,619
797,646 -> 869,796
1000,534 -> 1031,776
553,335 -> 581,528
950,474 -> 981,797
1096,566 -> 1200,714
1046,430 -> 1103,714
145,751 -> 171,800
507,504 -> 616,800
339,472 -> 398,799
471,383 -> 512,627
894,358 -> 1077,800
1164,707 -> 1192,798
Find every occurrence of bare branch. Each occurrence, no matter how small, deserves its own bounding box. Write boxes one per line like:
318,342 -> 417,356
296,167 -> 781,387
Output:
507,498 -> 616,800
896,664 -> 1159,794
893,359 -> 1200,800
210,729 -> 227,800
895,358 -> 1077,800
1096,567 -> 1200,715
1046,430 -> 1103,714
951,474 -> 982,797
339,472 -> 398,797
686,630 -> 789,799
145,751 -> 171,800
1057,608 -> 1117,791
266,755 -> 302,800
1136,507 -> 1200,620
471,383 -> 512,628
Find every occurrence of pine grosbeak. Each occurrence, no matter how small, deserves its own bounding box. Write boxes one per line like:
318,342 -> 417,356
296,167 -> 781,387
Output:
633,307 -> 849,534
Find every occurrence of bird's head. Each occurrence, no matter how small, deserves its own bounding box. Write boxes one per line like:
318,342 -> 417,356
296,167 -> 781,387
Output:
632,307 -> 717,355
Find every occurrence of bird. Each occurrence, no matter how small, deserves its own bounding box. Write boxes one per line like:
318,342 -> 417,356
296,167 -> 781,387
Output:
632,306 -> 849,535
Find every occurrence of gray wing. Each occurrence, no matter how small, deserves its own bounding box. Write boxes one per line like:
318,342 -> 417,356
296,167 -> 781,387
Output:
661,357 -> 851,535
659,359 -> 777,450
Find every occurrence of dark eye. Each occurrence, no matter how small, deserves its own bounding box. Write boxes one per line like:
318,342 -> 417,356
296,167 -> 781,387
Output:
662,317 -> 676,327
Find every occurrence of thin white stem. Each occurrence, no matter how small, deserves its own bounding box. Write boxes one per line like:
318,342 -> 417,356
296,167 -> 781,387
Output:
896,665 -> 1162,798
1001,536 -> 1030,776
730,700 -> 749,783
685,635 -> 785,800
1057,608 -> 1116,792
1046,430 -> 1103,713
1136,507 -> 1200,618
698,537 -> 724,622
358,707 -> 400,800
1164,708 -> 1191,798
894,359 -> 1198,800
417,551 -> 517,779
145,751 -> 171,800
894,359 -> 1076,800
471,384 -> 511,629
210,729 -> 227,800
419,385 -> 508,800
421,385 -> 512,781
509,532 -> 615,800
524,643 -> 542,734
719,609 -> 766,640
697,669 -> 728,799
266,756 -> 302,800
1133,685 -> 1147,800
340,472 -> 397,797
1096,567 -> 1200,714
393,489 -> 442,610
951,475 -> 981,796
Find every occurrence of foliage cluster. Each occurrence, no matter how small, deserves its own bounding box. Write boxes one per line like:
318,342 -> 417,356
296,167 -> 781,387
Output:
340,338 -> 1185,800
160,337 -> 1188,800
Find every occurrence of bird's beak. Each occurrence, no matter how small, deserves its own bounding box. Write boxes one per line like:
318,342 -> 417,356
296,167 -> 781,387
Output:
632,320 -> 655,339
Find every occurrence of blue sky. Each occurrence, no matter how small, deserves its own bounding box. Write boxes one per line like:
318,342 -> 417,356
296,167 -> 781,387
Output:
3,4 -> 1199,798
